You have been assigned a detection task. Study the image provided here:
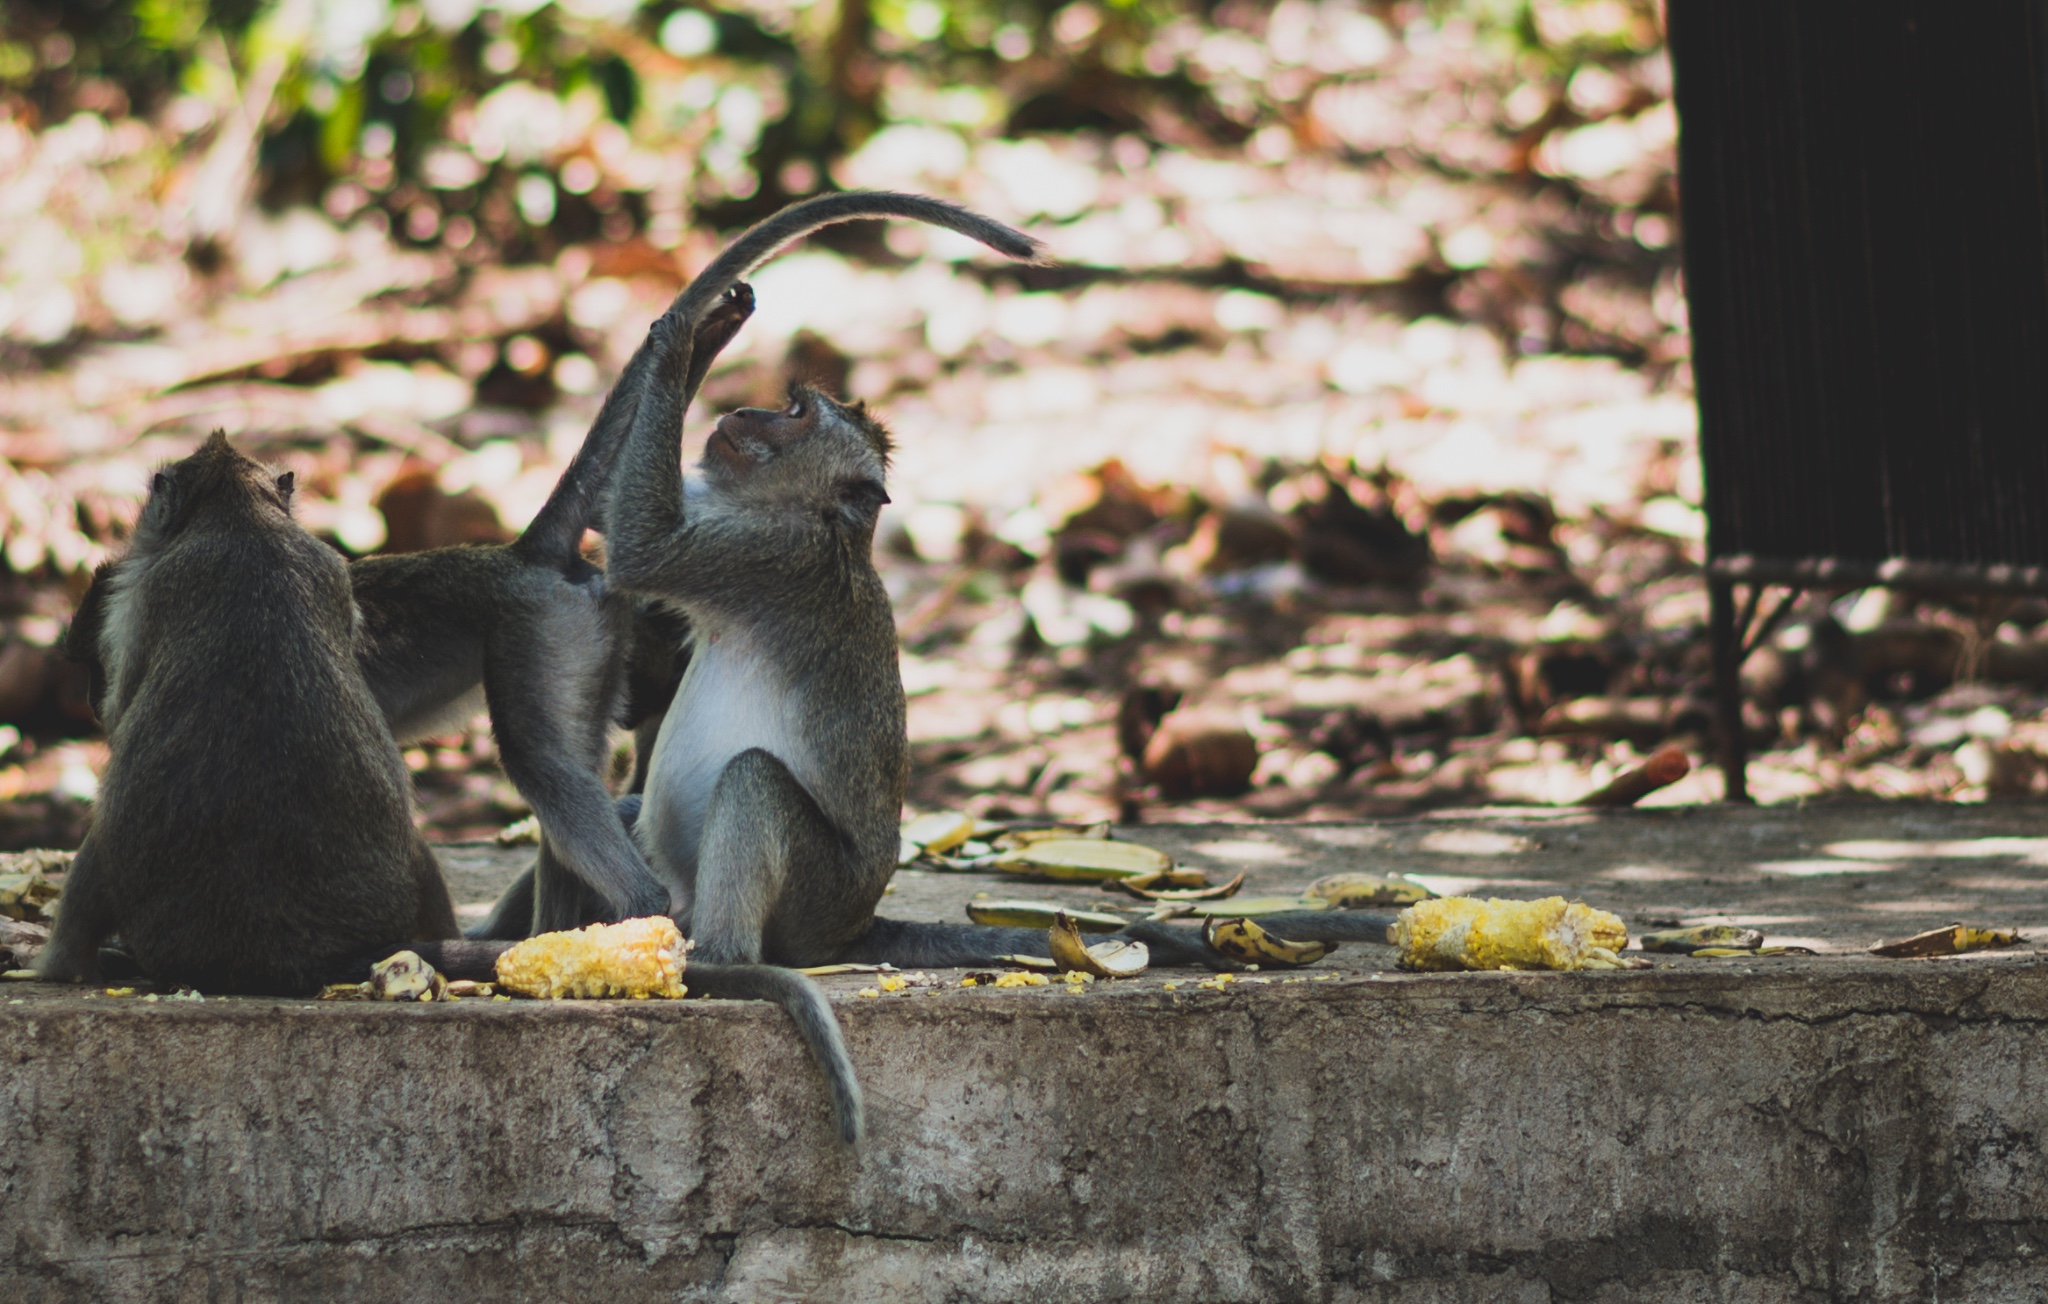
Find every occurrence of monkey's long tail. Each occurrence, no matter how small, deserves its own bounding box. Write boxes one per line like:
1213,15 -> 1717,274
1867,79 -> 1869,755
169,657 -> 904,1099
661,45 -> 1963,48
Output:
670,190 -> 1046,327
407,941 -> 864,1146
689,963 -> 864,1146
845,911 -> 1399,971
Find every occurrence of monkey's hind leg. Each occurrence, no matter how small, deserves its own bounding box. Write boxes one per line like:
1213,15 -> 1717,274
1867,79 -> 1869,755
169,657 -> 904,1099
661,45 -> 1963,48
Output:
689,747 -> 851,966
468,795 -> 650,940
409,835 -> 459,941
32,842 -> 116,982
484,605 -> 669,926
468,865 -> 535,940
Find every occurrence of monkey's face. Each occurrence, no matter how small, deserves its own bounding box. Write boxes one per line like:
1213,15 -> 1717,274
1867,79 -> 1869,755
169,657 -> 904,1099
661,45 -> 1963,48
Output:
705,391 -> 821,472
702,385 -> 893,530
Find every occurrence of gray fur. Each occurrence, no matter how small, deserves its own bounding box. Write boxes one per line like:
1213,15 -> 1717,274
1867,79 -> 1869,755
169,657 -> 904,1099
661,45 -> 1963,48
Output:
38,433 -> 457,995
591,193 -> 1041,1143
351,284 -> 759,938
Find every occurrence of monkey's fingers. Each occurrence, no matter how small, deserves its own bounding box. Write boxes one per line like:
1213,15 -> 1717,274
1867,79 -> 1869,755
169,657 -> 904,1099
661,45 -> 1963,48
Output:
681,281 -> 755,400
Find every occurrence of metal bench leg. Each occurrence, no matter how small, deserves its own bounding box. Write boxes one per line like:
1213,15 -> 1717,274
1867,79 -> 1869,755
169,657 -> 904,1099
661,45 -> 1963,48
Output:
1709,576 -> 1751,803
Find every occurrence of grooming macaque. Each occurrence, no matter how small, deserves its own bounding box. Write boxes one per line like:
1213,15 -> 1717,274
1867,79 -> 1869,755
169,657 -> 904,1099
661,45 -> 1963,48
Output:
424,194 -> 1050,1143
591,197 -> 1406,979
39,434 -> 457,994
453,192 -> 1050,941
356,283 -> 759,941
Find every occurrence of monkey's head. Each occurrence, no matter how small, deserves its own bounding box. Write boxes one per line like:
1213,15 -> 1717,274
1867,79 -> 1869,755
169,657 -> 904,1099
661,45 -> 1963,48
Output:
700,384 -> 893,533
134,431 -> 297,550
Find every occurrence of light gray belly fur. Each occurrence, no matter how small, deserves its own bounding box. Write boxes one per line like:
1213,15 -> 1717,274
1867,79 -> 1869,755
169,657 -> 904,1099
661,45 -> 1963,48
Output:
639,630 -> 817,888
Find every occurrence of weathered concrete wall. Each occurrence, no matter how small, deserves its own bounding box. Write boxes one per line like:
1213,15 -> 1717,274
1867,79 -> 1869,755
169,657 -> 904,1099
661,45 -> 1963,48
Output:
6,958 -> 2048,1303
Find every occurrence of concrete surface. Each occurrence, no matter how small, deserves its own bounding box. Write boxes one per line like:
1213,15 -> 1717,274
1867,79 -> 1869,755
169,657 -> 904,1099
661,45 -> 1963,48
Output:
9,801 -> 2048,1302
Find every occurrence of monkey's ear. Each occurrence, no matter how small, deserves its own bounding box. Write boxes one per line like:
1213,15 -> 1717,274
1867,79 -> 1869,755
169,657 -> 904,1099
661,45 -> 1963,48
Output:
151,472 -> 171,496
275,471 -> 295,501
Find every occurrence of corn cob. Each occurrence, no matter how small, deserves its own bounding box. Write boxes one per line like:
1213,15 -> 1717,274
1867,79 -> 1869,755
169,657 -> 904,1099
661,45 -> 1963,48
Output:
494,916 -> 689,999
1390,896 -> 1630,972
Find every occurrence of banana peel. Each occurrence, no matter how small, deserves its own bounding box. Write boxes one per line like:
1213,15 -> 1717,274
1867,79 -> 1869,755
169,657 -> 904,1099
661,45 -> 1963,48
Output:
1048,911 -> 1149,977
1184,895 -> 1329,918
1870,925 -> 2023,959
993,838 -> 1171,882
1109,870 -> 1239,901
369,951 -> 448,1002
0,870 -> 64,923
1640,925 -> 1765,954
996,954 -> 1058,971
902,811 -> 976,855
968,900 -> 1128,931
1305,873 -> 1434,908
1203,916 -> 1329,968
991,821 -> 1111,851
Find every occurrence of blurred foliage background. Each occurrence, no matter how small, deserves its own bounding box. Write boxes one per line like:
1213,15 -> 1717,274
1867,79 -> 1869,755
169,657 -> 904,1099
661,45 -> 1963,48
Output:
15,1 -> 1887,851
0,0 -> 1674,338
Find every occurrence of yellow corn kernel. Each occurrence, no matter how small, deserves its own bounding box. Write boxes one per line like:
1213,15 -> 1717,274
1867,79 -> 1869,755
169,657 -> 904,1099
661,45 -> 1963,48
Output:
494,917 -> 688,999
1390,896 -> 1629,972
992,971 -> 1049,988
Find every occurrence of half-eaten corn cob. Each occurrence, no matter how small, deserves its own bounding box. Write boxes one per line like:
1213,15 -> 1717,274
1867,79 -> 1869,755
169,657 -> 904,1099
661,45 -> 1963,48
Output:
1390,896 -> 1631,971
495,916 -> 689,999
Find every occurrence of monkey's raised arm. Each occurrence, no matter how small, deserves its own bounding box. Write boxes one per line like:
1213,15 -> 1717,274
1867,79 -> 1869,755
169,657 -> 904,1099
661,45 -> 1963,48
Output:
601,311 -> 699,593
516,284 -> 754,566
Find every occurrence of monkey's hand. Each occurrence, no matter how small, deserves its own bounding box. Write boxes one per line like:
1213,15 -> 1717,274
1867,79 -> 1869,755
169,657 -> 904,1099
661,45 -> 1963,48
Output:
682,282 -> 754,400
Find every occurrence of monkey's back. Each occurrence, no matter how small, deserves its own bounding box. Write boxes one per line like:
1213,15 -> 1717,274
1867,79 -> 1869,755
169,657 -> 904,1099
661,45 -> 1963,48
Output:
93,523 -> 451,994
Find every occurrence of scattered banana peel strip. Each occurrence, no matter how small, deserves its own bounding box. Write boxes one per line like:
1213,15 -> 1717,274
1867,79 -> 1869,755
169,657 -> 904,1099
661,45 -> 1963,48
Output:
1390,896 -> 1646,972
993,822 -> 1110,850
1640,925 -> 1765,954
1870,925 -> 2023,959
994,838 -> 1173,882
1048,911 -> 1150,977
901,811 -> 977,855
1187,895 -> 1327,918
1304,872 -> 1434,908
1204,916 -> 1328,968
1108,870 -> 1235,900
969,900 -> 1128,931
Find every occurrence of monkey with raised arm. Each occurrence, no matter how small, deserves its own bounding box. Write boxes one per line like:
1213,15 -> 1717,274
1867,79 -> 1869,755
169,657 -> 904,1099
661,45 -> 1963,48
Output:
409,192 -> 1046,1144
38,434 -> 457,995
370,192 -> 1046,941
590,199 -> 1399,978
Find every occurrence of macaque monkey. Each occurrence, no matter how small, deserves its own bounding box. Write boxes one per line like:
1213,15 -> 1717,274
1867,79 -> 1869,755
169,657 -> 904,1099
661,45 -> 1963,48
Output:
40,434 -> 457,994
600,202 -> 1396,976
420,192 -> 1048,1144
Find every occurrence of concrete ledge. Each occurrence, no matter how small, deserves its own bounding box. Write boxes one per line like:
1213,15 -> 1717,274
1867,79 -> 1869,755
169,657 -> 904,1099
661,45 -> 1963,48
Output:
8,953 -> 2048,1302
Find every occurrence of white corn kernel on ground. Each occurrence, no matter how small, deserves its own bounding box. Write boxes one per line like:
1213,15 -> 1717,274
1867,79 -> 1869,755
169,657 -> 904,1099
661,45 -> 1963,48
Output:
495,917 -> 689,999
1391,896 -> 1630,972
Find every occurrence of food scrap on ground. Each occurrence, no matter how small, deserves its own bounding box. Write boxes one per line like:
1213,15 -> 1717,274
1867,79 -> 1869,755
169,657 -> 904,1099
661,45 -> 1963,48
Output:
1391,896 -> 1640,972
494,917 -> 689,1000
1204,916 -> 1330,968
1869,925 -> 2024,960
1047,911 -> 1151,977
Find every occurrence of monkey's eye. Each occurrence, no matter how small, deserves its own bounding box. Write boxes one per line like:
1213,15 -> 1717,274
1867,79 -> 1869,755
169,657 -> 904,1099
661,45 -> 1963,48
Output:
786,397 -> 806,418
